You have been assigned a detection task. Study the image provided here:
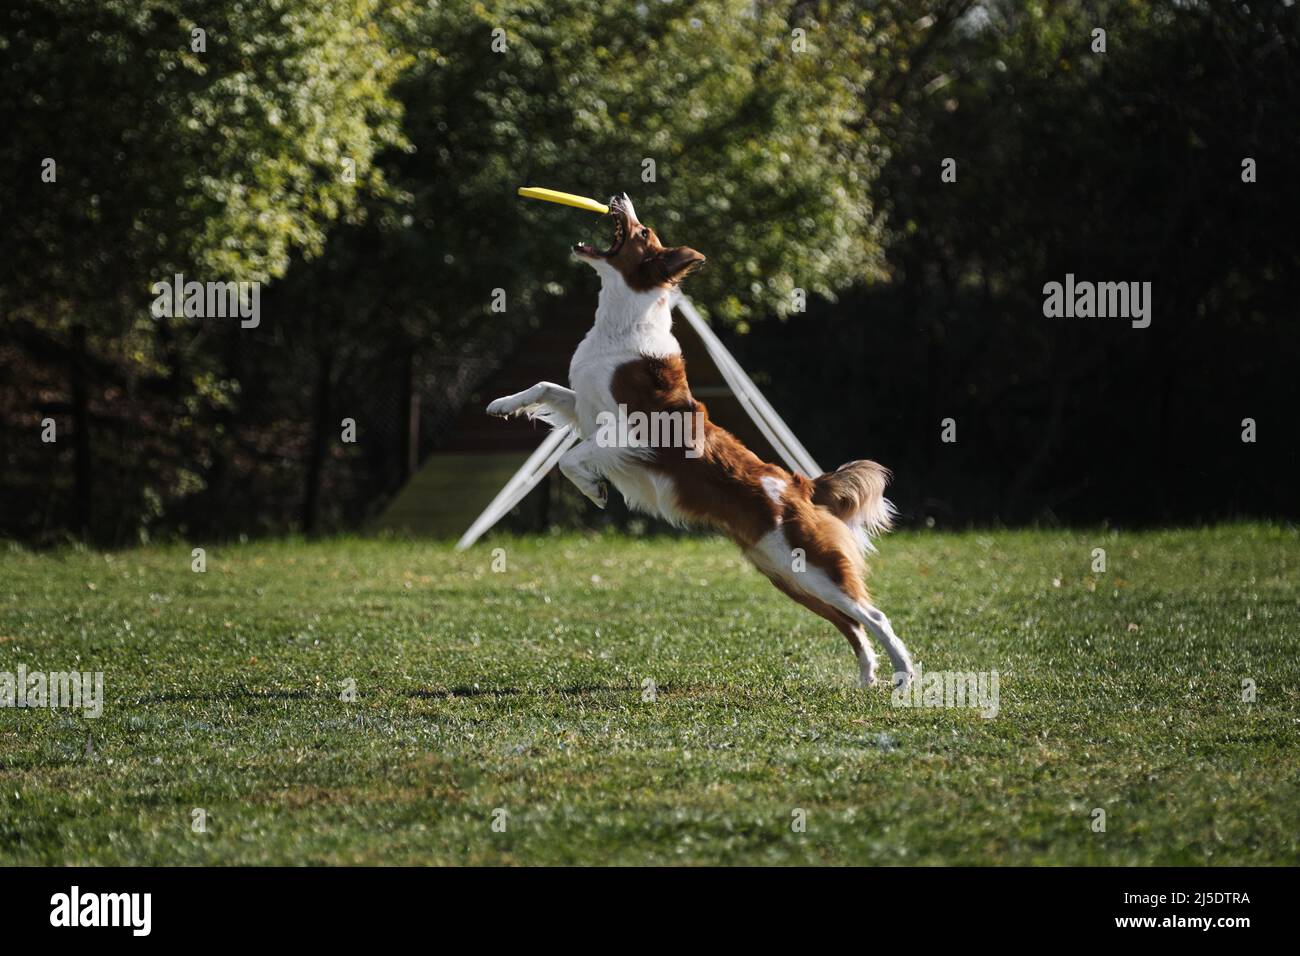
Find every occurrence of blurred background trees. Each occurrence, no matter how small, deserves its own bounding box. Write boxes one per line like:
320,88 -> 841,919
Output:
0,0 -> 408,540
746,0 -> 1299,526
1,0 -> 1296,544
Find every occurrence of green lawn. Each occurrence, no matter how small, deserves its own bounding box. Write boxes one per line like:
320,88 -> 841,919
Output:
1,525 -> 1296,865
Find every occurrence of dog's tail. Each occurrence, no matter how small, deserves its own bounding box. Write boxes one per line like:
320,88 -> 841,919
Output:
810,460 -> 895,552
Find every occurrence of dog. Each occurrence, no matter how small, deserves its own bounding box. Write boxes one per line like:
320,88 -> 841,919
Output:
487,194 -> 914,688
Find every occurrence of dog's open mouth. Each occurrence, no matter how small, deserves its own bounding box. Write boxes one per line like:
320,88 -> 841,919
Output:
574,196 -> 630,259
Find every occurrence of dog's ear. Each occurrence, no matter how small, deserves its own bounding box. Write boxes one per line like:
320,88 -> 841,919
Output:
656,246 -> 706,285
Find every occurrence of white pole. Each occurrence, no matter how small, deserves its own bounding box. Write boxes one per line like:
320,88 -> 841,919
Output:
454,424 -> 580,551
673,293 -> 822,478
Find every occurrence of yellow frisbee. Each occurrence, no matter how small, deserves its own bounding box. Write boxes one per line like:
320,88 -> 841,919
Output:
517,186 -> 609,215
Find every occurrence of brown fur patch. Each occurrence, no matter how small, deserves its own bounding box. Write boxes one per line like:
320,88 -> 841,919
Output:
610,354 -> 785,547
609,353 -> 875,610
764,572 -> 869,659
607,352 -> 871,602
780,494 -> 869,603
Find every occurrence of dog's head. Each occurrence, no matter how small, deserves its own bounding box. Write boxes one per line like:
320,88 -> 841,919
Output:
573,193 -> 705,291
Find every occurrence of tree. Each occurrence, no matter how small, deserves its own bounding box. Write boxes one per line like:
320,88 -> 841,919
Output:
0,0 -> 409,540
373,0 -> 907,331
743,0 -> 1300,524
236,0 -> 924,535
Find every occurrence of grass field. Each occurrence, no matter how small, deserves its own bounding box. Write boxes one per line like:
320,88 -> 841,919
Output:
1,525 -> 1297,865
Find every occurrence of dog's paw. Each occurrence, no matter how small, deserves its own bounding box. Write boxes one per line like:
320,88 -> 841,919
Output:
486,396 -> 518,418
892,669 -> 914,691
578,480 -> 609,509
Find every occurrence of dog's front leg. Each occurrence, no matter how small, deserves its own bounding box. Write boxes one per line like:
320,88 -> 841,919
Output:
486,381 -> 577,428
558,441 -> 610,509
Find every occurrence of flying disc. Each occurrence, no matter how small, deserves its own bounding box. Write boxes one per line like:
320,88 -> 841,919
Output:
517,186 -> 609,214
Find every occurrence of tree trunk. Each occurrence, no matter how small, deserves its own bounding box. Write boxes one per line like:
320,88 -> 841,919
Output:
70,324 -> 92,539
302,349 -> 334,535
400,349 -> 420,483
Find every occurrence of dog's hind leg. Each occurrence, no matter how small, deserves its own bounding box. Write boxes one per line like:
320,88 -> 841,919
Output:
775,515 -> 913,689
832,616 -> 879,688
764,573 -> 879,687
794,574 -> 912,689
486,382 -> 577,428
838,600 -> 913,689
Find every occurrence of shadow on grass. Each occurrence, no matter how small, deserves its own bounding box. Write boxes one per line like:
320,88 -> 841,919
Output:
141,684 -> 641,703
407,684 -> 637,699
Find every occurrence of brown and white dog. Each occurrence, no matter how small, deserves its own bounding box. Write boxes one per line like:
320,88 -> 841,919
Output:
487,194 -> 914,688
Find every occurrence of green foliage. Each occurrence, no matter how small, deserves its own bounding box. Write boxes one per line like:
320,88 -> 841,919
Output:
832,0 -> 1300,522
385,0 -> 903,328
1,0 -> 408,306
0,0 -> 410,539
3,0 -> 1295,541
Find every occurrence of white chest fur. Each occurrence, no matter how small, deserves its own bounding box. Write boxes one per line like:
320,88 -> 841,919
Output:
567,267 -> 680,438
